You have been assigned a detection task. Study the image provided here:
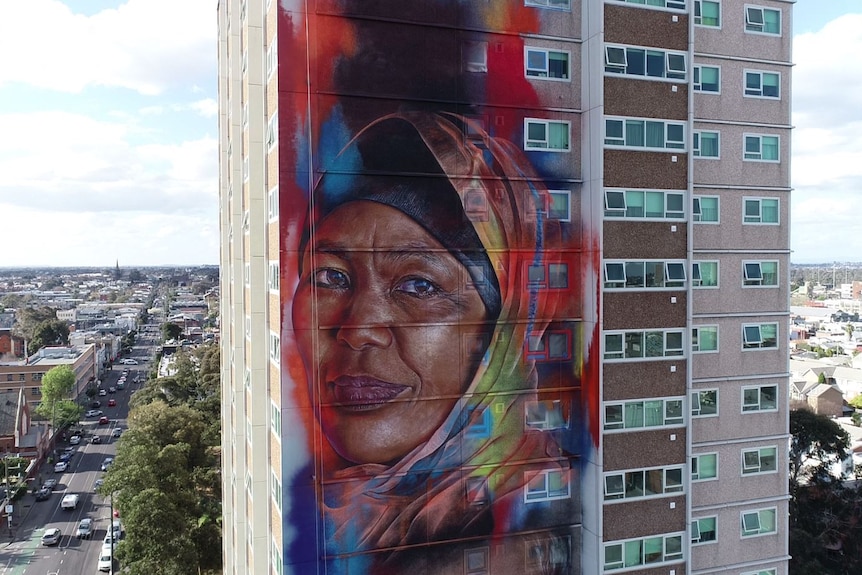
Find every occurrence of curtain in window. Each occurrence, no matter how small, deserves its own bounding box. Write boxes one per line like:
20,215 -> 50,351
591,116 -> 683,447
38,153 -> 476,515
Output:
625,402 -> 644,428
701,1 -> 720,26
625,190 -> 645,217
644,400 -> 663,427
624,540 -> 643,567
625,120 -> 645,147
763,73 -> 779,97
645,121 -> 664,148
698,455 -> 716,477
699,327 -> 717,350
764,10 -> 780,33
760,509 -> 776,532
548,122 -> 569,150
643,537 -> 663,564
761,323 -> 777,346
700,197 -> 718,221
645,191 -> 665,217
700,66 -> 719,90
762,199 -> 778,221
701,133 -> 719,157
700,263 -> 717,286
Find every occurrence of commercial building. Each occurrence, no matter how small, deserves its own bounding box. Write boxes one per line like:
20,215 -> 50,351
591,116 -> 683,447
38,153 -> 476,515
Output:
218,0 -> 792,573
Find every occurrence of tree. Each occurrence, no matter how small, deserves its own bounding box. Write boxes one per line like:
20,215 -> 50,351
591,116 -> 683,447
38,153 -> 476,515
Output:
162,322 -> 182,342
34,365 -> 81,429
790,408 -> 849,487
850,395 -> 862,410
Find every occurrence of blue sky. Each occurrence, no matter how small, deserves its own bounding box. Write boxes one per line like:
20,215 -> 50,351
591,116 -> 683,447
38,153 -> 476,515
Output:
0,0 -> 857,266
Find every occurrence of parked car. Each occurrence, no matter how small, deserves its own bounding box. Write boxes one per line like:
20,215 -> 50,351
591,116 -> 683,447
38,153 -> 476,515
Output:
93,478 -> 104,492
69,435 -> 81,445
97,549 -> 113,572
101,457 -> 113,471
76,517 -> 93,538
98,416 -> 110,425
59,452 -> 73,462
41,527 -> 62,546
35,487 -> 51,501
53,461 -> 68,473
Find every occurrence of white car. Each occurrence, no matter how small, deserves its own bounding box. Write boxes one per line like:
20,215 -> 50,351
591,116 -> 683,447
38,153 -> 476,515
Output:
97,549 -> 113,572
53,461 -> 68,473
69,435 -> 81,445
101,457 -> 114,471
41,527 -> 62,546
76,517 -> 93,538
120,358 -> 138,365
86,409 -> 103,417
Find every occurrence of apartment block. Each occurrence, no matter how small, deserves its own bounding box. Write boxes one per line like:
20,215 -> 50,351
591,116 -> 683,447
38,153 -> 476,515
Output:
218,0 -> 792,573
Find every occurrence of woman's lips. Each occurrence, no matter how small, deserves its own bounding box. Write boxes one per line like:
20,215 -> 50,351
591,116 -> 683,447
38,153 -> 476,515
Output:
330,376 -> 409,411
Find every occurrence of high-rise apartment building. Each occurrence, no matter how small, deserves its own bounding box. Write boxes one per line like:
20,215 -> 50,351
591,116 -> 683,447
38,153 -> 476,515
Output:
218,1 -> 792,573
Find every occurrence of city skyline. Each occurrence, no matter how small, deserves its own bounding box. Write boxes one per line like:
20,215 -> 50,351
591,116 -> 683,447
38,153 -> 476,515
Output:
0,0 -> 857,267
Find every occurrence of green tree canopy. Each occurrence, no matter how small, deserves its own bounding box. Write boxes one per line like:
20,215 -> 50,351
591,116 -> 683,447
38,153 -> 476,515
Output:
790,408 -> 850,486
34,365 -> 81,427
162,322 -> 182,342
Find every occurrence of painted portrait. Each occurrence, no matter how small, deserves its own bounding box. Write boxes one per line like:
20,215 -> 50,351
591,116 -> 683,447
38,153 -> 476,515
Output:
278,3 -> 597,574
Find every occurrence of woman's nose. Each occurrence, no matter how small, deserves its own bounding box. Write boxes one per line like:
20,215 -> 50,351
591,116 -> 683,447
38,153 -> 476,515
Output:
335,290 -> 393,350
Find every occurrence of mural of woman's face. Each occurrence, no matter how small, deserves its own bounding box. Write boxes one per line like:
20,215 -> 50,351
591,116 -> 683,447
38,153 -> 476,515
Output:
293,201 -> 489,464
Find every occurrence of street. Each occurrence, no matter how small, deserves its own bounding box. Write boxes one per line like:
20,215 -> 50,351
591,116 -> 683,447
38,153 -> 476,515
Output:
0,336 -> 153,575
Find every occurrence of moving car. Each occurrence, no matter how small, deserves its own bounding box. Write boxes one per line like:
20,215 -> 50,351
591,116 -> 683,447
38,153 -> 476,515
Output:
112,428 -> 122,438
35,487 -> 51,501
76,517 -> 93,538
91,435 -> 102,444
120,358 -> 138,365
107,399 -> 116,407
90,400 -> 101,408
98,416 -> 110,425
53,461 -> 68,473
59,452 -> 73,462
85,409 -> 103,417
69,435 -> 81,445
98,389 -> 107,396
101,457 -> 113,471
41,527 -> 62,546
108,386 -> 116,393
93,478 -> 104,492
43,478 -> 58,490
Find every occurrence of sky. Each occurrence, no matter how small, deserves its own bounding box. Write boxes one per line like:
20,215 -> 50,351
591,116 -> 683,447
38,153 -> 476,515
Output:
0,0 -> 857,267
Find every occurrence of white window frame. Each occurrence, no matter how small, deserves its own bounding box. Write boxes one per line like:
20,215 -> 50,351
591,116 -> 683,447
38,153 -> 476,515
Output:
692,452 -> 718,481
603,465 -> 685,501
547,190 -> 572,221
603,533 -> 684,571
744,69 -> 780,99
525,0 -> 571,10
741,569 -> 777,575
603,44 -> 687,81
604,116 -> 686,151
743,197 -> 779,224
603,397 -> 685,432
463,41 -> 488,73
266,39 -> 277,81
242,156 -> 249,182
525,47 -> 571,81
266,112 -> 279,151
270,400 -> 282,437
693,64 -> 720,93
692,260 -> 719,288
524,468 -> 571,502
525,399 -> 568,430
271,471 -> 282,510
691,516 -> 718,545
603,260 -> 687,290
692,325 -> 719,353
694,0 -> 721,28
692,389 -> 718,418
742,323 -> 779,350
268,260 -> 280,292
743,260 -> 779,287
610,0 -> 686,10
524,118 -> 571,152
743,134 -> 780,162
465,547 -> 490,575
741,507 -> 778,538
604,188 -> 685,220
603,329 -> 685,361
268,184 -> 279,221
744,5 -> 781,35
741,446 -> 777,475
692,195 -> 719,223
742,384 -> 778,413
693,130 -> 720,158
269,331 -> 280,363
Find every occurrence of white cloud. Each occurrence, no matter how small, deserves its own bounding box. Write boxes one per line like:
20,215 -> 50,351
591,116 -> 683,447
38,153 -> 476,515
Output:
188,98 -> 219,118
0,0 -> 216,95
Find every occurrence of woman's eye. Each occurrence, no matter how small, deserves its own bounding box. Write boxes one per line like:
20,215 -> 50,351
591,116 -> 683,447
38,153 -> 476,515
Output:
313,268 -> 350,289
396,277 -> 440,297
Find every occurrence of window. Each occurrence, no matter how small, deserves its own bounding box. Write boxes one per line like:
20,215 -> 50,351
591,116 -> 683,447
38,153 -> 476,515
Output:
694,0 -> 720,27
525,47 -> 570,80
743,198 -> 779,224
694,64 -> 720,92
604,397 -> 684,431
548,190 -> 571,221
266,40 -> 277,81
604,45 -> 686,80
268,185 -> 279,220
693,131 -> 719,158
692,453 -> 718,481
524,468 -> 571,502
604,329 -> 685,360
692,390 -> 718,417
269,331 -> 280,362
604,466 -> 684,501
525,119 -> 570,151
741,508 -> 777,537
692,261 -> 718,287
270,401 -> 282,436
692,516 -> 717,545
745,70 -> 780,98
610,0 -> 686,10
525,0 -> 571,9
742,385 -> 778,412
742,446 -> 777,474
526,330 -> 571,361
526,400 -> 568,430
526,537 -> 571,573
272,541 -> 284,575
268,260 -> 280,291
241,49 -> 248,75
742,323 -> 778,350
266,112 -> 278,151
603,533 -> 684,571
693,196 -> 719,223
604,189 -> 685,220
271,471 -> 282,510
242,156 -> 249,181
742,570 -> 777,575
745,6 -> 781,34
526,262 -> 569,289
463,41 -> 488,73
465,548 -> 490,575
243,261 -> 251,285
605,117 -> 685,150
744,134 -> 779,161
743,261 -> 779,286
692,326 -> 718,352
604,260 -> 686,289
